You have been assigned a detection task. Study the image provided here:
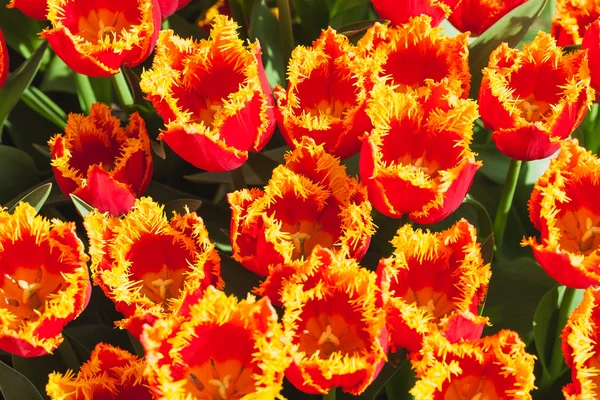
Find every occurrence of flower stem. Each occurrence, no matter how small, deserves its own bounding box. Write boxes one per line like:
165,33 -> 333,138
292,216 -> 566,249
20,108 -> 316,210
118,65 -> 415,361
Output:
323,387 -> 336,400
113,69 -> 134,108
493,158 -> 523,254
276,0 -> 294,69
73,73 -> 97,114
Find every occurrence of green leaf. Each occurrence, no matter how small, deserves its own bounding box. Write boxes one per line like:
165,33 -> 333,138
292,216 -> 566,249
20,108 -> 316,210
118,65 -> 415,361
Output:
164,198 -> 203,215
474,144 -> 510,184
0,0 -> 45,58
290,0 -> 330,44
249,1 -> 287,87
337,19 -> 389,39
329,1 -> 377,30
0,360 -> 45,400
0,145 -> 39,205
70,194 -> 96,218
533,286 -> 584,376
40,55 -> 76,94
468,0 -> 548,99
6,183 -> 53,214
22,87 -> 68,129
462,194 -> 494,266
0,41 -> 48,129
167,13 -> 208,41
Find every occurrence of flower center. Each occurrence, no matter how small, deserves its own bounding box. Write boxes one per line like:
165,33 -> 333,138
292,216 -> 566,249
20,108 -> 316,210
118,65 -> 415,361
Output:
556,209 -> 600,255
517,94 -> 551,123
299,313 -> 366,359
78,9 -> 131,44
142,264 -> 181,306
317,324 -> 341,357
289,221 -> 324,260
406,287 -> 455,319
186,358 -> 254,399
306,98 -> 352,119
445,366 -> 499,400
400,151 -> 441,179
196,98 -> 224,127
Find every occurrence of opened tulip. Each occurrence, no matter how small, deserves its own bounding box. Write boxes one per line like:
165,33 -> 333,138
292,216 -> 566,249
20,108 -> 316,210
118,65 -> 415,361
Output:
0,203 -> 90,357
42,0 -> 161,77
274,28 -> 373,159
47,343 -> 153,399
228,137 -> 374,302
551,0 -> 600,46
140,16 -> 276,172
84,197 -> 222,338
141,287 -> 289,399
49,103 -> 153,217
411,330 -> 536,399
371,0 -> 458,27
479,32 -> 593,161
282,247 -> 388,395
562,287 -> 600,399
0,28 -> 7,89
523,140 -> 600,288
360,82 -> 480,224
377,220 -> 490,353
449,0 -> 527,36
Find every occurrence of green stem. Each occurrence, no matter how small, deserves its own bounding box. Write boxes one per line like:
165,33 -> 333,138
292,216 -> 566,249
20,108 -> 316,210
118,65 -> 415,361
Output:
323,387 -> 336,400
73,73 -> 97,114
548,287 -> 578,377
113,69 -> 134,107
276,0 -> 294,70
493,158 -> 523,254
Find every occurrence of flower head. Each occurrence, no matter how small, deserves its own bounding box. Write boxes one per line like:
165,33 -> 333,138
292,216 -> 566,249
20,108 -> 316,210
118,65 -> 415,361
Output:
84,197 -> 222,338
157,0 -> 190,18
370,0 -> 459,27
479,32 -> 594,161
41,0 -> 161,77
551,0 -> 600,46
228,137 -> 373,289
449,0 -> 528,36
377,220 -> 490,353
46,343 -> 153,399
583,19 -> 600,95
141,287 -> 289,399
360,82 -> 481,224
49,103 -> 153,217
0,28 -> 7,89
562,287 -> 600,399
0,203 -> 90,357
140,16 -> 276,172
282,247 -> 388,395
7,0 -> 48,20
523,140 -> 600,288
410,330 -> 536,399
274,28 -> 373,159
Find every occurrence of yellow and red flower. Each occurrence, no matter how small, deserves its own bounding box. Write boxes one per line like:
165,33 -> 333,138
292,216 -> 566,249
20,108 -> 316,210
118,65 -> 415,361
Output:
274,28 -> 373,159
583,19 -> 600,95
140,16 -> 276,172
228,137 -> 374,295
0,28 -> 7,89
551,0 -> 600,46
562,287 -> 600,399
282,246 -> 388,395
360,82 -> 481,224
358,16 -> 471,97
410,330 -> 536,399
46,343 -> 153,399
0,203 -> 90,358
377,220 -> 490,353
84,197 -> 222,338
49,103 -> 153,217
41,0 -> 161,77
523,140 -> 600,288
7,0 -> 48,19
141,287 -> 289,399
449,0 -> 528,36
371,0 -> 459,27
479,32 -> 594,161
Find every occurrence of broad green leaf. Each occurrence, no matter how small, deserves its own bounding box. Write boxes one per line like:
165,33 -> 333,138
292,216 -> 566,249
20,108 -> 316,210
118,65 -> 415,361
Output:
337,19 -> 389,39
22,87 -> 67,129
329,2 -> 377,30
249,1 -> 287,87
468,0 -> 548,99
246,150 -> 284,183
0,145 -> 39,204
6,183 -> 52,214
291,0 -> 330,44
167,13 -> 208,40
474,144 -> 510,184
40,56 -> 76,94
0,41 -> 48,130
533,286 -> 584,376
0,360 -> 44,400
70,194 -> 95,218
0,0 -> 44,58
164,198 -> 203,215
462,194 -> 494,267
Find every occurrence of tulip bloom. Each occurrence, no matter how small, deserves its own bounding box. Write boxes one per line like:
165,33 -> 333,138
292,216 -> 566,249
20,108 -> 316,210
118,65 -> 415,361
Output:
449,0 -> 527,36
523,140 -> 600,288
46,343 -> 153,399
228,137 -> 374,296
274,28 -> 373,159
282,247 -> 388,395
562,287 -> 600,399
358,16 -> 471,97
42,0 -> 161,77
0,28 -> 7,89
410,330 -> 536,399
360,82 -> 481,224
49,103 -> 153,217
141,287 -> 289,399
371,0 -> 459,27
85,198 -> 222,338
157,0 -> 190,18
583,19 -> 600,94
551,0 -> 600,46
377,220 -> 490,353
0,203 -> 90,358
479,32 -> 593,161
7,0 -> 48,20
140,16 -> 276,172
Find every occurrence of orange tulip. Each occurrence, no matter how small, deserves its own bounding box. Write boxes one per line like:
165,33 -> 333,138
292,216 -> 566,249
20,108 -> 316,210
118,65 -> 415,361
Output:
551,0 -> 600,46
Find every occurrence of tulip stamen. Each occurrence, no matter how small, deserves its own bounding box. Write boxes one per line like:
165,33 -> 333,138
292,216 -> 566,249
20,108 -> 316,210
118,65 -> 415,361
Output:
580,217 -> 600,252
189,373 -> 205,391
290,222 -> 324,260
317,324 -> 340,357
519,94 -> 549,123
